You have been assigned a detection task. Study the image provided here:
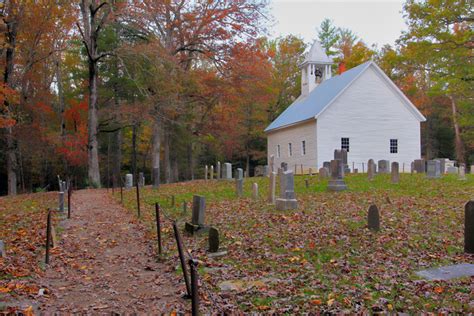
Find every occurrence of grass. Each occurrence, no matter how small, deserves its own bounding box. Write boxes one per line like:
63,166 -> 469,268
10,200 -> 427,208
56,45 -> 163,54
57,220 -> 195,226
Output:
117,173 -> 474,313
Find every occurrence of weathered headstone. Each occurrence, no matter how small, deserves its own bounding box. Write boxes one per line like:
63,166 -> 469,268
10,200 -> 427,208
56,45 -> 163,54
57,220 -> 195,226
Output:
185,195 -> 209,234
235,178 -> 243,197
281,162 -> 288,171
334,149 -> 348,164
125,173 -> 133,189
268,171 -> 276,204
263,165 -> 269,177
254,165 -> 264,177
378,160 -> 390,174
391,162 -> 399,183
139,172 -> 145,187
236,168 -> 243,180
426,160 -> 441,179
223,163 -> 232,180
309,168 -> 313,176
275,170 -> 298,210
416,263 -> 474,280
209,227 -> 220,253
217,161 -> 221,180
323,161 -> 331,170
305,179 -> 309,188
368,204 -> 380,231
319,167 -> 329,179
0,240 -> 5,258
368,159 -> 375,180
459,164 -> 467,180
59,191 -> 64,212
270,155 -> 275,172
465,201 -> 474,254
414,159 -> 426,173
252,183 -> 258,200
210,165 -> 214,180
205,165 -> 208,180
446,166 -> 458,174
327,159 -> 348,191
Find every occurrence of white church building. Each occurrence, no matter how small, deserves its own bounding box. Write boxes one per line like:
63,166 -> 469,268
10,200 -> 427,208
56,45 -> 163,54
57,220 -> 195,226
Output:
265,41 -> 426,173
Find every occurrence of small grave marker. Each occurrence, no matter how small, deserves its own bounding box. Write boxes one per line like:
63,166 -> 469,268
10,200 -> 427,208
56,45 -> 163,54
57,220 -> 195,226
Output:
368,159 -> 375,180
217,161 -> 221,180
275,170 -> 298,210
208,227 -> 219,252
391,162 -> 399,184
210,165 -> 214,180
268,171 -> 276,204
252,183 -> 258,200
204,165 -> 208,181
185,195 -> 209,234
368,204 -> 380,231
378,160 -> 390,174
327,159 -> 348,191
125,173 -> 133,189
235,178 -> 243,197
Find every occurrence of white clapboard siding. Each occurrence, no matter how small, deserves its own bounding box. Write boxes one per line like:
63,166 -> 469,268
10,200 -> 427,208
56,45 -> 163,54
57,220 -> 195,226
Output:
316,66 -> 421,171
267,120 -> 317,173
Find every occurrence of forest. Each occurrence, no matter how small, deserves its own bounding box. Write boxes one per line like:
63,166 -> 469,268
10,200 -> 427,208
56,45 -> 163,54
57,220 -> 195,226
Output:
0,0 -> 472,195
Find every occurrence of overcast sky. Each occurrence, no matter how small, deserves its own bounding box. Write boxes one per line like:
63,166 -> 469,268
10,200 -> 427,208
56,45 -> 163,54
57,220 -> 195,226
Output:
268,0 -> 408,48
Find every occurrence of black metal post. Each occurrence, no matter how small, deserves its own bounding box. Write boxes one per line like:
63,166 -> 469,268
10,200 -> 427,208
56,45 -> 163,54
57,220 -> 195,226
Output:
67,186 -> 71,219
155,203 -> 162,255
173,222 -> 191,297
45,209 -> 52,264
189,258 -> 199,316
136,181 -> 141,218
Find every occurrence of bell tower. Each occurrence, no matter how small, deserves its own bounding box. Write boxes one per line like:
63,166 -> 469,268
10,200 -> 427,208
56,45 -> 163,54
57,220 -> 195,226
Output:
300,41 -> 333,97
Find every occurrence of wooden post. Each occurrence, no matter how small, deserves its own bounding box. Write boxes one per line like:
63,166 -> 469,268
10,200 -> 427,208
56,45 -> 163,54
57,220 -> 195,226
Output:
173,222 -> 191,297
45,209 -> 52,264
189,258 -> 199,315
135,180 -> 141,218
155,203 -> 162,255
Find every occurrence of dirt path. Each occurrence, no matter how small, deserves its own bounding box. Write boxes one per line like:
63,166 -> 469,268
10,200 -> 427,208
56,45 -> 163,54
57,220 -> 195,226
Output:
38,189 -> 187,314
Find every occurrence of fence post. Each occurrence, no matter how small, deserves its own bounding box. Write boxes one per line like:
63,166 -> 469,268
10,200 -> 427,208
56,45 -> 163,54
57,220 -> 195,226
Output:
172,222 -> 191,297
67,186 -> 71,219
45,209 -> 52,264
189,258 -> 199,316
155,203 -> 162,255
120,184 -> 123,204
135,180 -> 141,218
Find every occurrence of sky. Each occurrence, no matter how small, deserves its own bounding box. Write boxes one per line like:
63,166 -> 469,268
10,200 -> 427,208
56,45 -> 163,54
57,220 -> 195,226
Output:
269,0 -> 408,48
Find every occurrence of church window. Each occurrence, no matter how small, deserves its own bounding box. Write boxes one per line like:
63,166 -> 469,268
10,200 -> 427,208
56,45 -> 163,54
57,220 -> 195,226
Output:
341,137 -> 349,152
390,139 -> 398,153
288,143 -> 292,156
277,145 -> 281,158
301,140 -> 306,155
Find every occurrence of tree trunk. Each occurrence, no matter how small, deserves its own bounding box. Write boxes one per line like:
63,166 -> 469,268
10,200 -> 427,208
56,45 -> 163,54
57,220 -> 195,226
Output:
151,115 -> 161,188
56,53 -> 66,137
187,142 -> 194,180
132,124 -> 137,178
449,96 -> 465,164
164,130 -> 171,184
87,59 -> 101,187
172,158 -> 179,183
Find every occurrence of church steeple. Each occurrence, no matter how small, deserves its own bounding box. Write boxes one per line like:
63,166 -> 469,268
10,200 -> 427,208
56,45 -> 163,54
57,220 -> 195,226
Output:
300,41 -> 333,97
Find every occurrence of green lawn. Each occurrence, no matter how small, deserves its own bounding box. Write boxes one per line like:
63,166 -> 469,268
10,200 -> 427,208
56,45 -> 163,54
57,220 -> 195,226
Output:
116,173 -> 474,313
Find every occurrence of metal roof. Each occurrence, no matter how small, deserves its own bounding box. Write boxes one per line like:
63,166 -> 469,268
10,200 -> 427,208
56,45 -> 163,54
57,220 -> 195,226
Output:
265,61 -> 371,132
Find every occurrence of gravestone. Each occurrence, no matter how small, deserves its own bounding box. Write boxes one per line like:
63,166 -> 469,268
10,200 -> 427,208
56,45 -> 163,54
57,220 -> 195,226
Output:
252,183 -> 258,200
368,159 -> 375,180
446,166 -> 458,174
153,167 -> 160,188
471,165 -> 474,174
222,163 -> 232,180
210,165 -> 214,180
209,227 -> 220,253
416,263 -> 474,281
327,159 -> 348,191
235,178 -> 243,197
434,158 -> 448,174
125,173 -> 133,189
185,195 -> 209,234
205,165 -> 208,180
391,162 -> 399,184
305,179 -> 309,188
319,167 -> 329,179
309,168 -> 313,176
465,201 -> 474,254
263,165 -> 269,177
323,161 -> 331,170
334,149 -> 348,164
275,170 -> 298,210
426,160 -> 441,179
236,168 -> 243,180
270,154 -> 275,172
459,164 -> 466,180
268,171 -> 276,204
378,160 -> 390,174
139,172 -> 145,187
217,161 -> 221,180
254,165 -> 264,177
368,204 -> 380,231
281,162 -> 288,171
0,240 -> 5,258
354,168 -> 358,173
414,159 -> 426,173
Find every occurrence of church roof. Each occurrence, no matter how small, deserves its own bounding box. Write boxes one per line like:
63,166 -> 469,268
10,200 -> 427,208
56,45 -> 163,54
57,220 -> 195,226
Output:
264,61 -> 426,132
301,40 -> 332,66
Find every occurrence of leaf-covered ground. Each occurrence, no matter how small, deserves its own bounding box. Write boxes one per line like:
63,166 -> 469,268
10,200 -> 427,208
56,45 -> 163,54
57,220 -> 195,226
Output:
0,192 -> 57,313
117,173 -> 474,313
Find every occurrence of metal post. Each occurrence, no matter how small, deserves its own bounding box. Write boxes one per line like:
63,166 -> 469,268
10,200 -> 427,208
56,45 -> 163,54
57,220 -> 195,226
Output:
189,258 -> 199,316
67,186 -> 71,219
45,209 -> 52,264
155,203 -> 162,255
120,185 -> 123,204
173,222 -> 191,297
135,181 -> 141,218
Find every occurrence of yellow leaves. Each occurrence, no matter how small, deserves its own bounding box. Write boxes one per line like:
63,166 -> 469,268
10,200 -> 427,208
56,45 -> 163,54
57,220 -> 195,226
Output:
327,298 -> 335,306
23,306 -> 33,316
387,303 -> 393,311
0,286 -> 12,293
